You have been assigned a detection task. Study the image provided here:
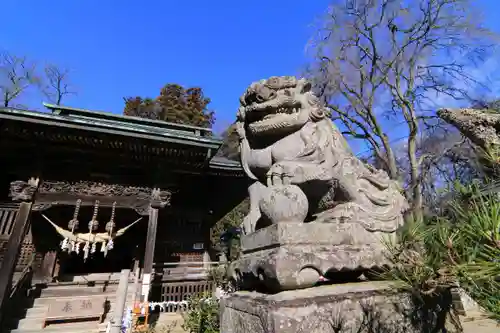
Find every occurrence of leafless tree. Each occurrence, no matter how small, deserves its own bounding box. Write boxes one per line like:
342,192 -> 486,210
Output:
415,130 -> 480,205
0,52 -> 38,107
42,64 -> 76,105
306,0 -> 497,220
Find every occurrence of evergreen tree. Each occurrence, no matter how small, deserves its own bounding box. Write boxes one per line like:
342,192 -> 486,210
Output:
216,123 -> 240,161
123,84 -> 215,128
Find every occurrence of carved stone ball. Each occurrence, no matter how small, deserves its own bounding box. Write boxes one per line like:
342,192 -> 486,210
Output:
296,267 -> 321,289
259,185 -> 308,224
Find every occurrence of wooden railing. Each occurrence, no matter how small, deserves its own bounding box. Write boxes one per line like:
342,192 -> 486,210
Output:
0,203 -> 36,273
0,203 -> 19,239
155,280 -> 215,313
150,261 -> 219,313
2,253 -> 36,326
153,261 -> 219,281
10,253 -> 35,298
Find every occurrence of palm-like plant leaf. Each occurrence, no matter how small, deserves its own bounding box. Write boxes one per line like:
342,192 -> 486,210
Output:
385,181 -> 500,319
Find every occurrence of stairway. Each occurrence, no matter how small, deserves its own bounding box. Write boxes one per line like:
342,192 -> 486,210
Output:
457,288 -> 500,333
461,311 -> 500,333
5,280 -> 135,333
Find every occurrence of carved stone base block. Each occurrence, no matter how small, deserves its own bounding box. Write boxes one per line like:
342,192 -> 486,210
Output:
231,223 -> 396,292
221,282 -> 456,333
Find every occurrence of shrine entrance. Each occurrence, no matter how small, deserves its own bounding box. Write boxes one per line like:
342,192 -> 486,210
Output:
56,221 -> 144,278
34,199 -> 151,282
59,227 -> 141,276
7,180 -> 171,290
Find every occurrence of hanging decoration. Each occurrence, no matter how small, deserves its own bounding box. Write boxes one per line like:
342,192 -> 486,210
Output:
102,201 -> 117,257
42,201 -> 143,260
83,200 -> 100,261
141,297 -> 218,312
60,199 -> 82,252
60,238 -> 69,252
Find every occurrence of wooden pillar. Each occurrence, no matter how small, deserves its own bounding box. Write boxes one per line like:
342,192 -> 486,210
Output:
36,251 -> 57,283
141,205 -> 158,302
0,178 -> 39,324
140,189 -> 163,303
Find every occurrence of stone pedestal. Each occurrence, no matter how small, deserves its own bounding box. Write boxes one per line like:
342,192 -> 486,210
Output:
221,281 -> 455,333
231,223 -> 395,292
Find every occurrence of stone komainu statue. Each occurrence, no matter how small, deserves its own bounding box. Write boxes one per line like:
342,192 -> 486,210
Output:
231,76 -> 409,292
236,76 -> 408,233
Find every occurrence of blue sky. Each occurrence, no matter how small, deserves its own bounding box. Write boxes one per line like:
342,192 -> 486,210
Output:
0,0 -> 330,133
1,0 -> 500,139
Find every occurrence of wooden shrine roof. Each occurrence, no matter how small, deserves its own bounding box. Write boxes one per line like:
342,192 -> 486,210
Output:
0,104 -> 243,177
0,104 -> 248,224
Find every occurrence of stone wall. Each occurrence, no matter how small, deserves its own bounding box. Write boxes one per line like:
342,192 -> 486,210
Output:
221,282 -> 461,333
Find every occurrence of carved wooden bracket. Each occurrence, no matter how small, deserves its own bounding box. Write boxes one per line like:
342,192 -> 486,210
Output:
9,178 -> 40,202
151,188 -> 171,209
32,204 -> 53,212
9,180 -> 172,211
133,206 -> 150,216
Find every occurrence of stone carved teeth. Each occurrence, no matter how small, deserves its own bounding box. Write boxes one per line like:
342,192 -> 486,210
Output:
276,107 -> 297,114
253,107 -> 298,122
256,113 -> 293,124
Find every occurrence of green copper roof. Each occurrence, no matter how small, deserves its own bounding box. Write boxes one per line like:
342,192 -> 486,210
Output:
0,104 -> 242,171
43,103 -> 214,137
0,104 -> 220,148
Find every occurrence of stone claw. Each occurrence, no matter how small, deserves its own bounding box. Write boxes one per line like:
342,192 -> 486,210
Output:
235,121 -> 246,140
266,162 -> 296,187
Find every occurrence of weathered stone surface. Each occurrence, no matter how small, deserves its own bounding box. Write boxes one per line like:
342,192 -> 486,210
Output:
438,107 -> 500,177
221,281 -> 461,333
258,185 -> 309,225
234,76 -> 409,290
231,223 -> 394,292
437,108 -> 500,151
236,76 -> 409,236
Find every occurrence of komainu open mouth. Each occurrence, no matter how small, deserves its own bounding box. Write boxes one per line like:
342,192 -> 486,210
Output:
247,106 -> 300,124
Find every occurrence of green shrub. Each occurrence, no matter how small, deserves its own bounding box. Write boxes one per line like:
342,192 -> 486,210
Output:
384,182 -> 500,320
181,292 -> 220,333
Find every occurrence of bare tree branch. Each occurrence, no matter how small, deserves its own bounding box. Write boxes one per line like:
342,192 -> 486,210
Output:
0,52 -> 39,107
305,0 -> 498,219
42,64 -> 76,105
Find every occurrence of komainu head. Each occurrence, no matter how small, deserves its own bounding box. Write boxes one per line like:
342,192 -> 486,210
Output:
236,76 -> 328,136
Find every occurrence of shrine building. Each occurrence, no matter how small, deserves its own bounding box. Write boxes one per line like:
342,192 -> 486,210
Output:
0,103 -> 246,332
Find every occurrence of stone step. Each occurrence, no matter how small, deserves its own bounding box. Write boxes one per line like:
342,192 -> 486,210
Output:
11,310 -> 110,330
462,319 -> 500,333
32,293 -> 116,306
459,310 -> 500,333
24,306 -> 48,318
461,310 -> 493,322
7,286 -> 136,332
39,285 -> 119,298
14,296 -> 135,326
25,293 -> 133,313
10,315 -> 102,330
7,320 -> 100,333
10,317 -> 46,331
